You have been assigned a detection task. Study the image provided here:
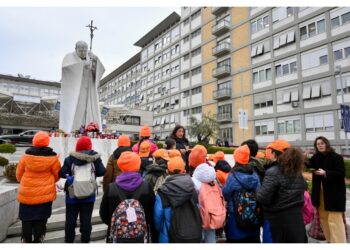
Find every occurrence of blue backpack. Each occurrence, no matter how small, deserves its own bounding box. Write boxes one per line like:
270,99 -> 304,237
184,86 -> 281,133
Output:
232,173 -> 262,230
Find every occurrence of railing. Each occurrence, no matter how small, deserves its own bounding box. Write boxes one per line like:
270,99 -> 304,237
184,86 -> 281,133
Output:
212,42 -> 231,56
212,20 -> 231,35
212,65 -> 231,78
213,88 -> 232,100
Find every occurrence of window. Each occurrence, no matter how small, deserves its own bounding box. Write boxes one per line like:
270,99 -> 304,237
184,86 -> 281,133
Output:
183,109 -> 190,116
333,38 -> 350,61
191,67 -> 201,76
299,17 -> 326,40
251,40 -> 270,57
191,29 -> 201,38
331,16 -> 340,28
255,120 -> 274,135
274,30 -> 295,49
275,60 -> 297,77
254,93 -> 273,109
305,113 -> 334,132
183,18 -> 190,26
272,7 -> 294,23
183,90 -> 190,98
191,10 -> 201,20
218,104 -> 232,114
253,67 -> 272,83
191,86 -> 202,94
183,36 -> 190,43
251,14 -> 269,34
301,47 -> 328,70
303,79 -> 332,99
277,87 -> 299,104
191,47 -> 201,57
191,106 -> 202,114
342,12 -> 350,25
278,119 -> 301,134
183,53 -> 190,61
218,58 -> 231,67
336,74 -> 350,94
183,72 -> 190,79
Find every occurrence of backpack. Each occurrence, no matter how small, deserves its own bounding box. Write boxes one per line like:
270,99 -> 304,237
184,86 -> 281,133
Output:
68,162 -> 97,199
198,182 -> 226,230
232,173 -> 262,230
143,166 -> 167,194
109,184 -> 148,243
167,196 -> 202,243
302,190 -> 314,225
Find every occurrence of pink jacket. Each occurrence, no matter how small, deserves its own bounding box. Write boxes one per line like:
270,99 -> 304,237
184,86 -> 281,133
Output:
132,140 -> 158,154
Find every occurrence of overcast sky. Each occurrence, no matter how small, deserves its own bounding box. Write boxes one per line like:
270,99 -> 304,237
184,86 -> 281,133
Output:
0,7 -> 180,82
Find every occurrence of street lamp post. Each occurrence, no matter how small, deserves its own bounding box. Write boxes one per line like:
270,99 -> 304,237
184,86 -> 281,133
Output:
335,65 -> 349,155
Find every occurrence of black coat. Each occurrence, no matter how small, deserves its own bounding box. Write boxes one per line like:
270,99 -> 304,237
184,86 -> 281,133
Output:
172,137 -> 189,167
256,162 -> 306,217
309,151 -> 346,212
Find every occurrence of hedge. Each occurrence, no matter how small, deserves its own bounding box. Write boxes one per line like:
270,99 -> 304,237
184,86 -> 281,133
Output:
0,144 -> 16,154
207,146 -> 234,154
0,156 -> 9,166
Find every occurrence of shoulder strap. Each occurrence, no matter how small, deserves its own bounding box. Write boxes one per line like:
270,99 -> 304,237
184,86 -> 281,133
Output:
114,182 -> 145,202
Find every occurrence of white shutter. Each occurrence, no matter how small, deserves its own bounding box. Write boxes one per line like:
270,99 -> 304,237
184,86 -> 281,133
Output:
287,30 -> 295,43
305,116 -> 314,129
324,113 -> 334,127
251,45 -> 258,57
291,89 -> 299,101
273,36 -> 280,49
302,85 -> 311,99
267,120 -> 274,132
283,91 -> 291,103
257,44 -> 264,55
279,33 -> 287,46
311,84 -> 321,98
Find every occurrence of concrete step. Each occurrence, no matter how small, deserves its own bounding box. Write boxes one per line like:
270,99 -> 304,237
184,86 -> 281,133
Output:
7,209 -> 102,237
4,223 -> 107,243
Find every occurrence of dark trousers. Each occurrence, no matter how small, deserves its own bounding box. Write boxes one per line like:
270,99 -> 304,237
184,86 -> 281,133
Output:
226,235 -> 261,243
65,202 -> 94,243
21,220 -> 47,243
268,208 -> 308,243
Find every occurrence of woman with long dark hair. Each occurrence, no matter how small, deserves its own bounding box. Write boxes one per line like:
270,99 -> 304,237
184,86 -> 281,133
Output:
169,125 -> 190,166
256,140 -> 307,243
309,136 -> 346,243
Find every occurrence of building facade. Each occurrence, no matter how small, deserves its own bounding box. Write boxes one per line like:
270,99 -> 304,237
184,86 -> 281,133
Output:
99,7 -> 350,152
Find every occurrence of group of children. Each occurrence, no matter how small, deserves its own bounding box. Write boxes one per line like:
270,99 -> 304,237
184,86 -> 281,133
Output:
15,127 -> 338,243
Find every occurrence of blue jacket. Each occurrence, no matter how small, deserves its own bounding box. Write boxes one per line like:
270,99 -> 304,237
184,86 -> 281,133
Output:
154,194 -> 172,243
59,150 -> 105,204
222,167 -> 261,240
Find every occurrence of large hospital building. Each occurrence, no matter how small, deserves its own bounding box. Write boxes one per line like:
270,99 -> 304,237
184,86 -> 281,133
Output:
99,7 -> 350,152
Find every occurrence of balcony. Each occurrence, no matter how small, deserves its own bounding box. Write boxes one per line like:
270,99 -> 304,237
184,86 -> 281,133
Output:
217,113 -> 232,122
212,65 -> 231,79
212,20 -> 231,36
212,7 -> 229,16
213,88 -> 232,100
212,42 -> 231,57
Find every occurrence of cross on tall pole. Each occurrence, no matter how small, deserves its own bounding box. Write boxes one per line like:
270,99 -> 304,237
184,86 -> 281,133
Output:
86,20 -> 97,51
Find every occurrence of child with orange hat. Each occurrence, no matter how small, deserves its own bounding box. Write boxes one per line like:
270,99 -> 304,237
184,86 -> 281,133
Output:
143,149 -> 170,194
138,140 -> 154,176
209,151 -> 231,187
222,145 -> 261,243
188,145 -> 208,176
99,151 -> 157,243
103,134 -> 132,192
16,131 -> 61,243
132,125 -> 158,155
154,156 -> 200,243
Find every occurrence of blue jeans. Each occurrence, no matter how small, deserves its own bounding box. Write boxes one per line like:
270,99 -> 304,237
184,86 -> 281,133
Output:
203,229 -> 216,243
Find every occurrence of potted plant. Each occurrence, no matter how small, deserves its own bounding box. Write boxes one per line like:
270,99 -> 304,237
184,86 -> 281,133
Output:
4,162 -> 18,182
0,143 -> 16,162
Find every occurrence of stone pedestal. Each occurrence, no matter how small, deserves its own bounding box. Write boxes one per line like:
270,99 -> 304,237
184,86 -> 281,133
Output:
0,186 -> 19,242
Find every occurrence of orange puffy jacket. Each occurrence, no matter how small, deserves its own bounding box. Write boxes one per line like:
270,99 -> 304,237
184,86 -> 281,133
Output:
16,154 -> 61,205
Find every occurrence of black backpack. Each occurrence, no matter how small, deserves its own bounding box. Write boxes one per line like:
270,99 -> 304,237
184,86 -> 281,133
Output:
168,198 -> 202,243
158,192 -> 202,243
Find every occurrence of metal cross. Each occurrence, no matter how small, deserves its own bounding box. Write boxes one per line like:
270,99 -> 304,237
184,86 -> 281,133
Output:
86,20 -> 97,51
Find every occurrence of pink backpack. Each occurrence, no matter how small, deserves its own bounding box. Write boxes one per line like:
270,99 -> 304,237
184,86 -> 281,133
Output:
198,182 -> 226,230
302,190 -> 314,225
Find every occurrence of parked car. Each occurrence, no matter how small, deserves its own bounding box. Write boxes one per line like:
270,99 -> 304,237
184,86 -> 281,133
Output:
0,130 -> 41,145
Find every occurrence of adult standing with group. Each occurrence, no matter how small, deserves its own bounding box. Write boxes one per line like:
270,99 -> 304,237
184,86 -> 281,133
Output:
169,125 -> 190,167
308,136 -> 347,243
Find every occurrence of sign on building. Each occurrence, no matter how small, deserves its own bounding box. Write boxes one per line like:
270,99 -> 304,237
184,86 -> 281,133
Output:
238,109 -> 248,129
340,104 -> 350,132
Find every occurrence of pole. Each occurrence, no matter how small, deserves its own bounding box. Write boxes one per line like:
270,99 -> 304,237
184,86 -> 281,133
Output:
336,66 -> 349,155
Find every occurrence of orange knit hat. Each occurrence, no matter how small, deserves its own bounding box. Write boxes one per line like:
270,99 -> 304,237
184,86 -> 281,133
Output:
168,149 -> 181,158
233,145 -> 250,165
117,151 -> 141,172
139,140 -> 151,158
32,131 -> 50,147
265,143 -> 272,160
153,149 -> 170,161
140,125 -> 151,137
118,135 -> 131,147
167,156 -> 185,173
268,139 -> 291,153
212,151 -> 225,163
256,151 -> 265,159
189,145 -> 207,168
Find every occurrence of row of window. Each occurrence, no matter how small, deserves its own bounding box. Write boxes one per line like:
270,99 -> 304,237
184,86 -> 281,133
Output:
183,106 -> 202,116
183,10 -> 201,26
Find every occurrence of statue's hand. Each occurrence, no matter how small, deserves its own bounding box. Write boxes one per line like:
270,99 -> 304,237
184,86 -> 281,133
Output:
84,60 -> 92,69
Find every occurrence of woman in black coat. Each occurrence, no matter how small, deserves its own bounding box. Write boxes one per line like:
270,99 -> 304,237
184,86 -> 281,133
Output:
169,125 -> 190,167
309,136 -> 346,243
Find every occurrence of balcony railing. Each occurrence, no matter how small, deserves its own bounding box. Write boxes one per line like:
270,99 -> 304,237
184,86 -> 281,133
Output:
217,113 -> 232,122
213,88 -> 232,100
212,42 -> 231,57
212,7 -> 229,16
212,20 -> 231,36
212,65 -> 231,79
